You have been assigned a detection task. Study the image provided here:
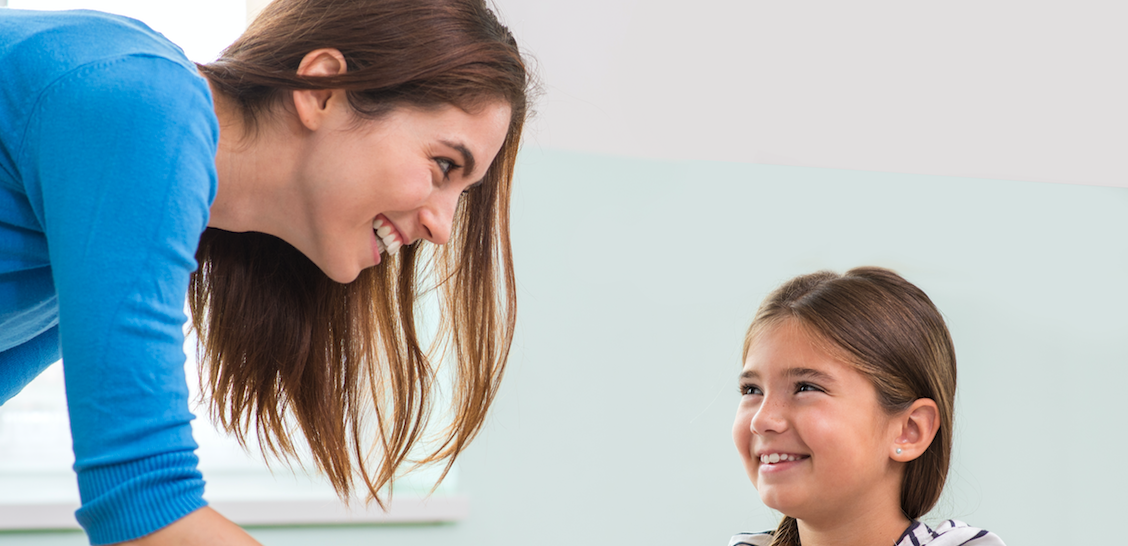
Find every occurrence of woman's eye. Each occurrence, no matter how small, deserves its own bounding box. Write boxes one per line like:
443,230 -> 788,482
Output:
435,157 -> 459,179
739,384 -> 763,396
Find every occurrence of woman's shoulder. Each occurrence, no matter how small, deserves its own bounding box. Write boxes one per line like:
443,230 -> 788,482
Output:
728,531 -> 774,546
898,519 -> 1006,546
0,9 -> 196,108
0,8 -> 187,63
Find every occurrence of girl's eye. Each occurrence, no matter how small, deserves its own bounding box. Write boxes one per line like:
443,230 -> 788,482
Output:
739,383 -> 763,396
796,382 -> 822,394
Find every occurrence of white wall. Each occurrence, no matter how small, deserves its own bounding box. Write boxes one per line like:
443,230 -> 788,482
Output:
8,152 -> 1123,546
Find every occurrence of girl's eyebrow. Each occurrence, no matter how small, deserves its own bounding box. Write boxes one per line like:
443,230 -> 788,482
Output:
739,367 -> 836,383
785,367 -> 836,383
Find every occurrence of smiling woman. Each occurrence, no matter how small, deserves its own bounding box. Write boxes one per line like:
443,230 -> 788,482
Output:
191,0 -> 529,538
0,0 -> 530,544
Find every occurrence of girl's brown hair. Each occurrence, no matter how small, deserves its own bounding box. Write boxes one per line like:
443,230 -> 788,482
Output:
742,267 -> 957,545
191,0 -> 528,504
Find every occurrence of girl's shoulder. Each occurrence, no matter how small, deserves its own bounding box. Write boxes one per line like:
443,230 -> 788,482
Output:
730,520 -> 1004,546
898,519 -> 1006,546
728,532 -> 774,546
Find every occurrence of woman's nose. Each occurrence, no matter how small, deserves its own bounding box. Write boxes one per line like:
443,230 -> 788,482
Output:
418,187 -> 461,245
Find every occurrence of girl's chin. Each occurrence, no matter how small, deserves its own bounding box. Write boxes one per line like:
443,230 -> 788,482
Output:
757,489 -> 804,517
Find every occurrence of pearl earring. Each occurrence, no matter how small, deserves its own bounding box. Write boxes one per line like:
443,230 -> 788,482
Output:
896,448 -> 903,455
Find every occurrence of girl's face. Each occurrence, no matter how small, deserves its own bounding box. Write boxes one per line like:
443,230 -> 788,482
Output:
732,320 -> 905,524
293,100 -> 512,283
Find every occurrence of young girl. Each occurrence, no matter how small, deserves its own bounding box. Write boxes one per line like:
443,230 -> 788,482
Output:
731,268 -> 1005,546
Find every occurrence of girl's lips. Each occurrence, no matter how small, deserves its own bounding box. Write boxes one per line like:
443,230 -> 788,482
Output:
758,452 -> 808,464
755,452 -> 810,476
758,456 -> 808,475
758,458 -> 803,476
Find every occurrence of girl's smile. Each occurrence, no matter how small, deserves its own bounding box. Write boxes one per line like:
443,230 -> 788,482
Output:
755,452 -> 809,476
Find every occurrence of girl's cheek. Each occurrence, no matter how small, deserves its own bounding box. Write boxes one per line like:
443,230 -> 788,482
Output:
732,407 -> 755,450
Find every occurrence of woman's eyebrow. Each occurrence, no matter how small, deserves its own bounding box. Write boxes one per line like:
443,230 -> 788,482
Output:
441,140 -> 476,175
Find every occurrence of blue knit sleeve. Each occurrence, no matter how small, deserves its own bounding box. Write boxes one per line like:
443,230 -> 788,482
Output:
18,54 -> 218,544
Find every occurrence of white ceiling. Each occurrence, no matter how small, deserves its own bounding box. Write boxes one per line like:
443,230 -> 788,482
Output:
15,0 -> 1124,188
497,0 -> 1128,188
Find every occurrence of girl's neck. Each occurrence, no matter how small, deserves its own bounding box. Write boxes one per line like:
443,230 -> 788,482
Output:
795,502 -> 911,546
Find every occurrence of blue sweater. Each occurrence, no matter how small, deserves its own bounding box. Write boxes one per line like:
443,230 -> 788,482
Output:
0,9 -> 218,544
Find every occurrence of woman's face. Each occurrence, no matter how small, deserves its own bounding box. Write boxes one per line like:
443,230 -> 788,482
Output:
732,320 -> 904,524
293,100 -> 512,283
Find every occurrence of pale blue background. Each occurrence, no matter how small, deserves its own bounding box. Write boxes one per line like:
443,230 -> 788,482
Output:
3,149 -> 1126,545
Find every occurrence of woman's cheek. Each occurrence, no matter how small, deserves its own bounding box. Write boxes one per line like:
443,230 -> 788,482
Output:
389,169 -> 434,208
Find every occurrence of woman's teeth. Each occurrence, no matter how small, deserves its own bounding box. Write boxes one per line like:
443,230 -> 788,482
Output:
373,218 -> 402,255
760,453 -> 805,464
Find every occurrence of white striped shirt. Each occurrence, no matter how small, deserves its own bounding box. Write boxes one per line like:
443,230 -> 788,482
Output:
729,519 -> 1005,546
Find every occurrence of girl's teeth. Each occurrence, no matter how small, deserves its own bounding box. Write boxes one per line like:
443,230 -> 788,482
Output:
376,238 -> 387,255
760,453 -> 802,464
376,225 -> 393,238
373,218 -> 385,229
386,240 -> 401,254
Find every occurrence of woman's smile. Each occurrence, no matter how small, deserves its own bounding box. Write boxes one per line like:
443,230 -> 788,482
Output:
372,214 -> 405,263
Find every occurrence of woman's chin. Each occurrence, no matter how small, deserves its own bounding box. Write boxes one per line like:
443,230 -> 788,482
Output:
319,261 -> 362,284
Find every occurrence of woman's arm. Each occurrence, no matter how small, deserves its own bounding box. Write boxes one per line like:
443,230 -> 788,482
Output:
119,508 -> 261,546
22,50 -> 218,543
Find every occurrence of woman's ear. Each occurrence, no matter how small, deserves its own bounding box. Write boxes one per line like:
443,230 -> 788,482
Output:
891,398 -> 939,462
292,48 -> 348,131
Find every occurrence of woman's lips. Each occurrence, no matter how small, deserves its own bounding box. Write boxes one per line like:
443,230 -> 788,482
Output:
373,215 -> 403,256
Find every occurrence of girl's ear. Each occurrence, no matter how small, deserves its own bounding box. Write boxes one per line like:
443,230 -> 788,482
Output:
292,48 -> 348,131
891,398 -> 939,462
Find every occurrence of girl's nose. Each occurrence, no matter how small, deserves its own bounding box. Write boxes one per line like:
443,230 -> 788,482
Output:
749,395 -> 788,435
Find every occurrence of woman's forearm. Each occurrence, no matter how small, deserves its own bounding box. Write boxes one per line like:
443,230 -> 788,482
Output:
117,507 -> 261,546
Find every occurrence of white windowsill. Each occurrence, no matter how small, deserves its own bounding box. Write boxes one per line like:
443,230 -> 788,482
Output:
0,495 -> 468,530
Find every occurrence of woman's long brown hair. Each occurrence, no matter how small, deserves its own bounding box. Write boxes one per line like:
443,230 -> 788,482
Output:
742,268 -> 957,546
190,0 -> 528,505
